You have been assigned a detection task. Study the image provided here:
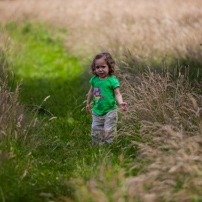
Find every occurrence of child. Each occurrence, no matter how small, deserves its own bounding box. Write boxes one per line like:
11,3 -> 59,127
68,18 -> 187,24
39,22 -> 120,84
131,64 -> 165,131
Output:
86,52 -> 127,145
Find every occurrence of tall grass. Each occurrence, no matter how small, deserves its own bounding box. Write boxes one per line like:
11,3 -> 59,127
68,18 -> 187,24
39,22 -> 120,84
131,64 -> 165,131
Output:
1,1 -> 202,201
119,65 -> 202,201
0,0 -> 201,63
69,65 -> 202,202
0,22 -> 137,201
0,49 -> 25,141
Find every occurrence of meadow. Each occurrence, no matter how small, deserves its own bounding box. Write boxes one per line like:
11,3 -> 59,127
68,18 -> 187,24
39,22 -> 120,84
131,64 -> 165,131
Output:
0,0 -> 202,202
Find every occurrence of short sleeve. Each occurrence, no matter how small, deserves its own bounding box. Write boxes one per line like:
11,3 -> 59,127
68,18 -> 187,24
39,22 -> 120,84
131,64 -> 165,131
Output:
111,77 -> 120,89
89,76 -> 96,86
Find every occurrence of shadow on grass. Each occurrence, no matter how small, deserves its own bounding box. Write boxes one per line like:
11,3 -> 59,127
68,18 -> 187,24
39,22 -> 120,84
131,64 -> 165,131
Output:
17,71 -> 90,118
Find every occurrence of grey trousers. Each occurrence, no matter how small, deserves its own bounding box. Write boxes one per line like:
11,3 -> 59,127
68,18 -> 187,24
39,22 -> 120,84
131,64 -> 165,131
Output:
91,109 -> 118,145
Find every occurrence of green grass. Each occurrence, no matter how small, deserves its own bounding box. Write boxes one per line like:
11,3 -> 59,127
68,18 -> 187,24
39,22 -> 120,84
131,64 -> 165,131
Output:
0,22 -> 138,201
5,22 -> 86,116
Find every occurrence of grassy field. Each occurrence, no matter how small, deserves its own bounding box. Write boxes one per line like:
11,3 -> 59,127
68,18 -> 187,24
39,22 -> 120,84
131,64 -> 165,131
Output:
0,22 -> 137,202
0,0 -> 202,201
0,0 -> 202,60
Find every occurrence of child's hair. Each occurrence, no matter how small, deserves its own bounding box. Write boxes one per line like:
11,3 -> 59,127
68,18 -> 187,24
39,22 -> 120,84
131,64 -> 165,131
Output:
90,52 -> 116,76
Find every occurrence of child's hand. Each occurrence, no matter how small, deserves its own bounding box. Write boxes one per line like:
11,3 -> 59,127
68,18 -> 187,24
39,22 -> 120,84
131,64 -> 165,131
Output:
120,102 -> 128,111
86,104 -> 91,114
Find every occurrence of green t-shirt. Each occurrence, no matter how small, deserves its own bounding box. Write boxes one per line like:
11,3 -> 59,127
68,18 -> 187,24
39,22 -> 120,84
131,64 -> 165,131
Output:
89,75 -> 120,115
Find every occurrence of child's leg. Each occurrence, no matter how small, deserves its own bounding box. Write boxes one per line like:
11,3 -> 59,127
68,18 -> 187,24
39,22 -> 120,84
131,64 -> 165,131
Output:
104,109 -> 118,144
91,112 -> 105,145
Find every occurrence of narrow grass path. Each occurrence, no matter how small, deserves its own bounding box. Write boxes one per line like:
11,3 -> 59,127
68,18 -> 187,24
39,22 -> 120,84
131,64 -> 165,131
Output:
0,22 -> 135,202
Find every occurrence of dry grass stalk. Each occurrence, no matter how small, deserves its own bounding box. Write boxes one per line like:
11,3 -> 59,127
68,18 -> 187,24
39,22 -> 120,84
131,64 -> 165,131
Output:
121,67 -> 201,129
124,125 -> 202,201
118,66 -> 202,201
70,165 -> 127,202
0,48 -> 25,140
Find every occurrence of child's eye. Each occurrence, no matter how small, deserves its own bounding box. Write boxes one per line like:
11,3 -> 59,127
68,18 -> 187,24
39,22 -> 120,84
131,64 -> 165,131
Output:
95,66 -> 106,69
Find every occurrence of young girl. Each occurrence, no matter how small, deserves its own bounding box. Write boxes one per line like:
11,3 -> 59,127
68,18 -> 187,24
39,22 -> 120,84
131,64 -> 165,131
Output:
86,52 -> 127,145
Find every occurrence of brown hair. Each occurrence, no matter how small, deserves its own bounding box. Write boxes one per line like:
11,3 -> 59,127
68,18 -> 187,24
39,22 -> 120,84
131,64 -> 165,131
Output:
90,52 -> 116,76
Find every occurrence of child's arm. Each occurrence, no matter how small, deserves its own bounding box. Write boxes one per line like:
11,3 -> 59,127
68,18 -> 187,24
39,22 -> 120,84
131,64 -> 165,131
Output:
86,86 -> 94,114
114,87 -> 128,111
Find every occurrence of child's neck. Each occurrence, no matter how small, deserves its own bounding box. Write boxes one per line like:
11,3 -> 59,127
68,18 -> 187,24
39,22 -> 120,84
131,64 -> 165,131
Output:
99,75 -> 110,80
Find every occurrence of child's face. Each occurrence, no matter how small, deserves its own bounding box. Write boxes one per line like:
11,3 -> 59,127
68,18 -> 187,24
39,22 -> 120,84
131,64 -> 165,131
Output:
94,57 -> 109,79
